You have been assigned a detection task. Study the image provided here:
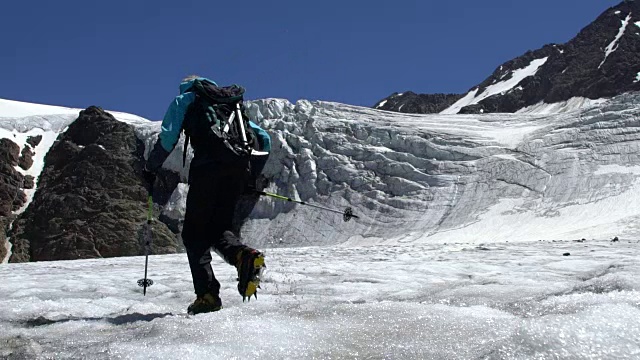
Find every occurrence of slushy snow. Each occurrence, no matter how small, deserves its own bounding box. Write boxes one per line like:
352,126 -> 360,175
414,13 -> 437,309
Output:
1,240 -> 639,359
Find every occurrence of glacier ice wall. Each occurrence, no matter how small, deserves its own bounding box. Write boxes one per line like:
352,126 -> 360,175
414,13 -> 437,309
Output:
232,93 -> 640,246
3,94 -> 640,250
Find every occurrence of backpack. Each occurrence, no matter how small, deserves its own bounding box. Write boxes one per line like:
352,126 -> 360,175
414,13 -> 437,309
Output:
181,79 -> 258,166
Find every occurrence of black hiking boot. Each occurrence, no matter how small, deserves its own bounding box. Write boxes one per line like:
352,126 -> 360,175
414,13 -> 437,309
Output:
236,248 -> 265,302
187,293 -> 223,315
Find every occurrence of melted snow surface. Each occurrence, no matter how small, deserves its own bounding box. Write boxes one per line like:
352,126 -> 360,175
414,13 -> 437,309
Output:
0,240 -> 639,359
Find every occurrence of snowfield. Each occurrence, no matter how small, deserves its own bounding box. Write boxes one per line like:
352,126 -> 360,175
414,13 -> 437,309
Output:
1,239 -> 639,359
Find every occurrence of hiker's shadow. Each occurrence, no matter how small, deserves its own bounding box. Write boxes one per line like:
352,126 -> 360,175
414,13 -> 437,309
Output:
24,312 -> 174,327
107,312 -> 174,325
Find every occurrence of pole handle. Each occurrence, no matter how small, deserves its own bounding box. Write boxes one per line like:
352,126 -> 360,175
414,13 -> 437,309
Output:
147,195 -> 153,223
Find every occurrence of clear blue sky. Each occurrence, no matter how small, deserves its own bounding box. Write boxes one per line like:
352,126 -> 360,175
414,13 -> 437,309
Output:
0,0 -> 621,120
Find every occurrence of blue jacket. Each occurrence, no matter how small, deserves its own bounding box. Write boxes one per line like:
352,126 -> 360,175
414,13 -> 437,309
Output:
146,77 -> 271,174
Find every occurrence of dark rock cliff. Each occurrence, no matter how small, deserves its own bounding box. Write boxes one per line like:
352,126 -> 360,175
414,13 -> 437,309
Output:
0,135 -> 40,262
373,92 -> 462,114
7,106 -> 180,262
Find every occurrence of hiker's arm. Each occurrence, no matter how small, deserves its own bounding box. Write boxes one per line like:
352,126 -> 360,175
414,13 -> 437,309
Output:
247,121 -> 271,181
248,121 -> 271,152
145,93 -> 196,171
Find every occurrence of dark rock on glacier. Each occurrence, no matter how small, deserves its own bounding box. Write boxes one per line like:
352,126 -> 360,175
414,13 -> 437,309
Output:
26,135 -> 42,148
8,106 -> 180,262
23,175 -> 35,189
0,138 -> 20,166
18,145 -> 34,170
375,1 -> 640,114
0,217 -> 11,262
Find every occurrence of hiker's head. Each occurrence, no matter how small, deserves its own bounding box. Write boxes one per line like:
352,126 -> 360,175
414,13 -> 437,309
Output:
182,75 -> 201,82
180,75 -> 206,94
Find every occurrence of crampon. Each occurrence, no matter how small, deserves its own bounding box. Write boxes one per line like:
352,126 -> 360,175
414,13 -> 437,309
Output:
236,249 -> 265,302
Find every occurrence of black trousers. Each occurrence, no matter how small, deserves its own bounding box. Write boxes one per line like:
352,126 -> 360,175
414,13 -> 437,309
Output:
182,164 -> 250,296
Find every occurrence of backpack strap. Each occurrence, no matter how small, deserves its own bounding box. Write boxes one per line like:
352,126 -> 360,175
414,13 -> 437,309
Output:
234,103 -> 249,145
180,91 -> 200,167
182,132 -> 190,167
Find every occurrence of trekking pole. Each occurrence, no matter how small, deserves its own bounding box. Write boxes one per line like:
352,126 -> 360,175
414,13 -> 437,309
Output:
137,195 -> 154,295
255,191 -> 359,222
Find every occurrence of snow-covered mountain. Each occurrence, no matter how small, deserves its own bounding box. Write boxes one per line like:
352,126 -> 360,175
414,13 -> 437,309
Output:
2,90 -> 640,263
375,1 -> 640,114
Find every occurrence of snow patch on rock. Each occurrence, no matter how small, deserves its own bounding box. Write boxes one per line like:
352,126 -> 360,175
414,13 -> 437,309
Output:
441,57 -> 548,114
599,14 -> 632,69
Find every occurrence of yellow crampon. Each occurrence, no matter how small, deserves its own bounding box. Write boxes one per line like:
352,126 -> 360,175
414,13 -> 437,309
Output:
237,250 -> 265,302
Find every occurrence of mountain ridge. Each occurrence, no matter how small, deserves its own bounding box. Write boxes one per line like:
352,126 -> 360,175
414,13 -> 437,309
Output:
375,1 -> 640,114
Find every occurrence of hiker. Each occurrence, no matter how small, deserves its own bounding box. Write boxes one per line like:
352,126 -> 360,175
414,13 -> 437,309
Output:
142,75 -> 271,315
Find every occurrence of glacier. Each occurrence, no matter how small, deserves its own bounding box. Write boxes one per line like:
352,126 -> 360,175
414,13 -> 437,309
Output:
238,93 -> 640,247
2,95 -> 640,358
2,94 -> 640,252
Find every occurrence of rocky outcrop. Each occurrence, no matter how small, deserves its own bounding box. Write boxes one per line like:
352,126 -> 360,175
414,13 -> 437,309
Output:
375,1 -> 640,114
0,138 -> 29,262
8,106 -> 180,262
373,92 -> 461,113
0,217 -> 9,262
18,145 -> 34,170
0,139 -> 27,217
26,135 -> 42,148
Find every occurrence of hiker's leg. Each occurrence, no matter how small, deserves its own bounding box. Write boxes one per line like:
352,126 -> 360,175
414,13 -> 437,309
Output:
232,192 -> 261,237
182,171 -> 221,296
184,238 -> 219,296
232,154 -> 271,236
210,167 -> 250,265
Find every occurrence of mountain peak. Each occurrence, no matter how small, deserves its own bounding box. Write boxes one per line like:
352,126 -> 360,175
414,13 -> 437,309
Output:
375,1 -> 640,114
616,0 -> 640,11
